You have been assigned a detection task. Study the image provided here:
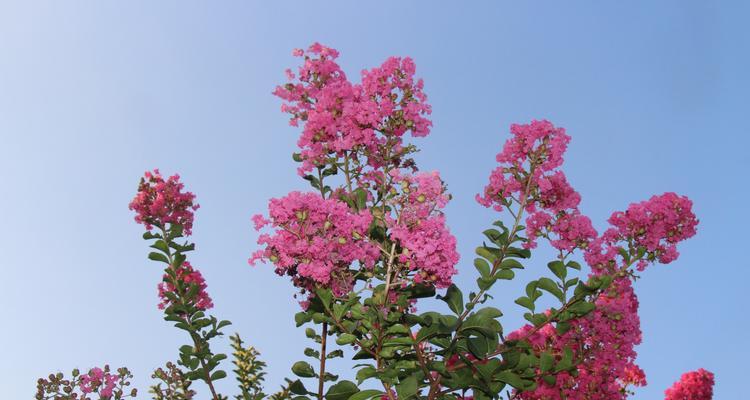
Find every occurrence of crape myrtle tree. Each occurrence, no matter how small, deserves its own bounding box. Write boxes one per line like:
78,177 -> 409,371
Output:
36,43 -> 714,400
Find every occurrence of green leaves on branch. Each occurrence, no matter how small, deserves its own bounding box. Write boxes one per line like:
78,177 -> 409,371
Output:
291,361 -> 316,378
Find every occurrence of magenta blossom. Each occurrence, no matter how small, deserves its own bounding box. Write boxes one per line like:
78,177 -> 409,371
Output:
158,261 -> 214,311
250,191 -> 379,296
664,369 -> 715,400
129,169 -> 199,235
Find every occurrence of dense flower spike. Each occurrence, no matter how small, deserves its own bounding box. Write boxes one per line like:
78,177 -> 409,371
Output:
478,120 -> 595,251
387,171 -> 459,287
476,120 -> 571,211
586,192 -> 699,272
158,261 -> 214,311
250,191 -> 379,295
129,169 -> 199,235
273,42 -> 431,175
664,369 -> 715,400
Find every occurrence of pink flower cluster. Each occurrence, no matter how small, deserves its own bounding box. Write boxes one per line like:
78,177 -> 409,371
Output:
158,261 -> 214,311
664,369 -> 715,400
509,277 -> 645,400
477,120 -> 571,210
274,43 -> 432,174
478,120 -> 596,251
128,169 -> 199,235
80,367 -> 118,397
249,191 -> 380,296
585,192 -> 698,272
388,171 -> 459,288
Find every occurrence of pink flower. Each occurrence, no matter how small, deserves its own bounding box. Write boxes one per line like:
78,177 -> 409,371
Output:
79,367 -> 118,397
391,215 -> 459,288
274,44 -> 432,175
387,171 -> 459,288
585,192 -> 698,273
250,192 -> 379,296
477,119 -> 571,211
158,261 -> 214,311
664,369 -> 714,400
509,278 -> 645,400
128,169 -> 199,235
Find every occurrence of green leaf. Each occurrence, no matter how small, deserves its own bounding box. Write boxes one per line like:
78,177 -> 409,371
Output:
468,336 -> 491,358
295,312 -> 312,327
437,284 -> 464,315
475,246 -> 498,263
483,228 -> 506,245
150,240 -> 170,253
566,260 -> 581,270
495,269 -> 515,280
537,278 -> 565,303
143,231 -> 160,240
569,301 -> 596,316
540,352 -> 554,373
506,247 -> 531,259
515,296 -> 534,311
217,320 -> 232,330
148,252 -> 169,264
500,259 -> 524,269
327,350 -> 344,359
495,370 -> 526,389
555,347 -> 574,372
315,288 -> 333,309
354,188 -> 368,211
474,258 -> 491,278
404,284 -> 436,299
348,390 -> 384,400
289,379 -> 309,395
336,333 -> 357,346
210,370 -> 227,381
547,261 -> 566,280
477,276 -> 496,290
291,361 -> 316,378
325,380 -> 359,400
305,328 -> 318,339
395,374 -> 418,400
356,366 -> 377,384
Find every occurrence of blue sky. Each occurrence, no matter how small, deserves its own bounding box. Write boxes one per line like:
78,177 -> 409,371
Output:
1,1 -> 747,398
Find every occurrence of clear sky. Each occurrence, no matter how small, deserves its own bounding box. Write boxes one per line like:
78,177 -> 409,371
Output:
1,1 -> 748,398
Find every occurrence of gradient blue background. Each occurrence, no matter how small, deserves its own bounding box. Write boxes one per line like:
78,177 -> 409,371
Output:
2,1 -> 747,398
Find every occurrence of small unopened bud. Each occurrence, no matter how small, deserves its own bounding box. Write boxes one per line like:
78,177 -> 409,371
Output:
324,220 -> 332,230
296,211 -> 307,221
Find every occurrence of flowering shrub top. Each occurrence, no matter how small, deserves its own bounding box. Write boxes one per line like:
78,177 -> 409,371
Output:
37,43 -> 714,400
664,369 -> 715,400
128,169 -> 199,235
